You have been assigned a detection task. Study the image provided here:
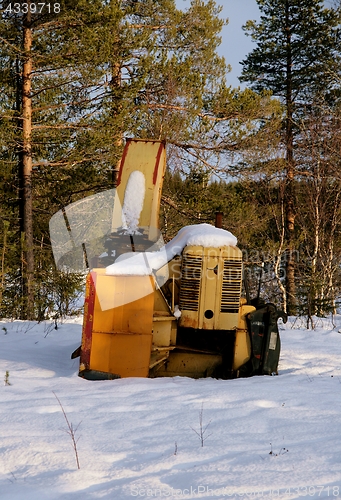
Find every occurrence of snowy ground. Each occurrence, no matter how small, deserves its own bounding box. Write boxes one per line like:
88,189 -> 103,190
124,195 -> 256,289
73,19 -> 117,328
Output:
1,316 -> 341,500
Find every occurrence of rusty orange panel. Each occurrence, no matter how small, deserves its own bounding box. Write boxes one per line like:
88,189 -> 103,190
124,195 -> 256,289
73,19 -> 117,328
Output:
90,331 -> 152,378
80,271 -> 97,370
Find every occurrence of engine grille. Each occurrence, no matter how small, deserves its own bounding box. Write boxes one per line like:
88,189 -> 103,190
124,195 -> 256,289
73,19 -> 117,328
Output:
220,259 -> 242,313
179,253 -> 203,311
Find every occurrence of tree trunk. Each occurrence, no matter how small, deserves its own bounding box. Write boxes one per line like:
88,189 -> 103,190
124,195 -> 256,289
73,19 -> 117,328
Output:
274,194 -> 287,313
285,0 -> 296,315
21,4 -> 35,319
311,166 -> 320,316
111,60 -> 122,187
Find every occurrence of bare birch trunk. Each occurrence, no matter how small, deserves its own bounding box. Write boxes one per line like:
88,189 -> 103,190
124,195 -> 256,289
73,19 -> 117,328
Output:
274,197 -> 287,313
310,159 -> 321,318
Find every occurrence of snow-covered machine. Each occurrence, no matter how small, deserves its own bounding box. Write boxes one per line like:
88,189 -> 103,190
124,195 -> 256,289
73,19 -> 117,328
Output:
50,139 -> 286,380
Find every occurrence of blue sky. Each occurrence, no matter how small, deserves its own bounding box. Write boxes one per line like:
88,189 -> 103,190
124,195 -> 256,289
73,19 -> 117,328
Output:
176,0 -> 261,88
216,0 -> 261,87
176,0 -> 336,88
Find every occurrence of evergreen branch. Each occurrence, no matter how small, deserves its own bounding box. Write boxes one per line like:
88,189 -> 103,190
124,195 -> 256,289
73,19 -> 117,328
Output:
30,79 -> 79,98
31,65 -> 77,75
0,36 -> 23,54
145,103 -> 241,122
32,124 -> 93,130
161,196 -> 205,221
0,114 -> 22,121
32,155 -> 107,168
181,148 -> 219,171
32,91 -> 107,113
127,24 -> 166,30
32,20 -> 83,31
170,140 -> 239,152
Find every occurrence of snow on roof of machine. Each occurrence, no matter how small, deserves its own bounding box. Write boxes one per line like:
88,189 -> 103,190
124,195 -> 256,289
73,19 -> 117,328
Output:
178,223 -> 237,248
106,223 -> 237,276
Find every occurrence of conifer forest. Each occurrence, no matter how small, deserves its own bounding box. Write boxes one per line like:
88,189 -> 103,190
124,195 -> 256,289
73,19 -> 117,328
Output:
1,0 -> 341,321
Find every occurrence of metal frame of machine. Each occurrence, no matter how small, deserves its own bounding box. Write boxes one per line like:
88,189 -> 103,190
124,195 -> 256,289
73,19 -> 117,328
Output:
63,139 -> 287,380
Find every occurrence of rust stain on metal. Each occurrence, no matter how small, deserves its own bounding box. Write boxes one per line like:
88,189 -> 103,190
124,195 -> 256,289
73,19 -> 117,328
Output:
179,317 -> 198,329
80,271 -> 97,369
115,140 -> 130,187
153,142 -> 165,185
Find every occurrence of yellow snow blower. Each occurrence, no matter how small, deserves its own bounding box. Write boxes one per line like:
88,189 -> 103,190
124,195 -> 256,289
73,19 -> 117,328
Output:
50,139 -> 286,380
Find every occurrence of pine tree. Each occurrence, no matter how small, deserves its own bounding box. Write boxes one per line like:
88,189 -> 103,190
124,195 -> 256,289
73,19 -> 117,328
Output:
240,0 -> 341,313
0,0 -> 236,318
1,0 -> 122,317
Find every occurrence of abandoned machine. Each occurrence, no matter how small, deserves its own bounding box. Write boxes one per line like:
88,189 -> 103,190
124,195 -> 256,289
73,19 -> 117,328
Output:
49,139 -> 286,380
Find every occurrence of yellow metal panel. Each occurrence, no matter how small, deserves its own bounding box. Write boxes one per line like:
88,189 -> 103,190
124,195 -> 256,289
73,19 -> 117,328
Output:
179,245 -> 243,331
111,140 -> 166,239
90,331 -> 152,377
155,352 -> 222,378
92,273 -> 154,334
152,318 -> 177,347
216,246 -> 243,330
237,304 -> 256,330
154,288 -> 172,314
170,320 -> 177,346
232,304 -> 254,370
216,313 -> 239,330
200,252 -> 219,330
152,285 -> 178,347
85,270 -> 155,377
233,329 -> 251,370
95,272 -> 155,312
